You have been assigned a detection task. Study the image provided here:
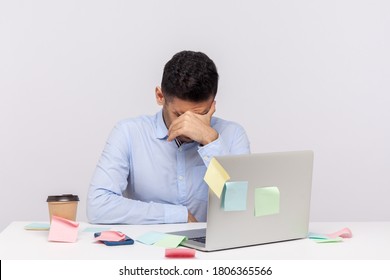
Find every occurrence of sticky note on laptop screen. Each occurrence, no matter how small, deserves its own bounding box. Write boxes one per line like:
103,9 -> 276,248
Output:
221,181 -> 248,211
254,186 -> 280,216
204,158 -> 230,198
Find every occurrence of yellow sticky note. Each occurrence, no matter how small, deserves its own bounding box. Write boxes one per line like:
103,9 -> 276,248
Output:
204,158 -> 230,198
254,186 -> 280,216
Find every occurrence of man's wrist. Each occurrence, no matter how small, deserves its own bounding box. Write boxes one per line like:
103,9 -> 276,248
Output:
201,129 -> 218,146
187,210 -> 198,223
164,204 -> 188,223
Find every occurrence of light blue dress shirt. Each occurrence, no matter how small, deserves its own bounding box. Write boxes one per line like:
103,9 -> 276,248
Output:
87,110 -> 250,224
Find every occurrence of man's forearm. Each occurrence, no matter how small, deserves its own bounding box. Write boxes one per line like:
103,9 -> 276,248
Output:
87,188 -> 188,224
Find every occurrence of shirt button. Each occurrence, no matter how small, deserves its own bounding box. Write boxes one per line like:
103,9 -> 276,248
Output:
179,147 -> 183,152
204,156 -> 209,161
178,176 -> 184,181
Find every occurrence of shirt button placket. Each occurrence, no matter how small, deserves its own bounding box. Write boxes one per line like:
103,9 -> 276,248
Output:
177,147 -> 186,202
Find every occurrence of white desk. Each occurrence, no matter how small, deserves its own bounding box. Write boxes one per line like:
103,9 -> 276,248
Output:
0,221 -> 389,260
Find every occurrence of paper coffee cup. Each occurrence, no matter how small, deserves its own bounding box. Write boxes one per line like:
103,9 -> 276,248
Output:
46,194 -> 79,222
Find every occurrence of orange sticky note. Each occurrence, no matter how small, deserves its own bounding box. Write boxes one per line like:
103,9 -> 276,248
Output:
48,215 -> 79,243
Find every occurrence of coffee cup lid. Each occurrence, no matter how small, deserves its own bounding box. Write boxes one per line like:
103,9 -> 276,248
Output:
46,194 -> 79,202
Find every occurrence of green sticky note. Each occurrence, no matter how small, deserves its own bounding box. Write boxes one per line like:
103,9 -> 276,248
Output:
254,186 -> 280,216
221,181 -> 248,211
314,237 -> 343,243
154,234 -> 188,248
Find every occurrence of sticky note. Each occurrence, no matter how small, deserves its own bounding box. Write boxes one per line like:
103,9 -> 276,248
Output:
24,223 -> 50,231
94,232 -> 134,246
94,231 -> 126,242
309,227 -> 352,244
204,158 -> 230,198
313,237 -> 343,243
308,233 -> 329,240
154,234 -> 188,248
221,181 -> 248,211
83,226 -> 111,233
254,186 -> 280,216
48,215 -> 79,243
327,227 -> 352,239
136,231 -> 166,245
165,248 -> 196,258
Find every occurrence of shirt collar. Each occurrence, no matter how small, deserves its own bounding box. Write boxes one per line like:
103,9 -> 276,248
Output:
155,109 -> 168,139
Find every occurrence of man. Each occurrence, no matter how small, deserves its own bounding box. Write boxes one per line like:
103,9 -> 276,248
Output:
87,50 -> 250,224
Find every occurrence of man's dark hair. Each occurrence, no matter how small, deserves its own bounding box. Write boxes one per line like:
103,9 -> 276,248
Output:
161,50 -> 219,102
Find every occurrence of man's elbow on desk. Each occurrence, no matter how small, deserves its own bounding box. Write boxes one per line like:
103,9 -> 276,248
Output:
86,199 -> 108,224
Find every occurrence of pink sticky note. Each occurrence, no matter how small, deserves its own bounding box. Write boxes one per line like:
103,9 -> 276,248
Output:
327,227 -> 352,239
95,231 -> 126,242
48,215 -> 79,243
165,248 -> 196,258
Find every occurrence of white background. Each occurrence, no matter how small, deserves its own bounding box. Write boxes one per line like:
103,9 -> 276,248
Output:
2,260 -> 390,280
0,0 -> 389,232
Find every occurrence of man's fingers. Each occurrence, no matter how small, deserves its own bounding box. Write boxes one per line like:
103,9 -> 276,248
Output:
188,210 -> 198,223
167,116 -> 185,141
167,105 -> 215,144
167,129 -> 180,141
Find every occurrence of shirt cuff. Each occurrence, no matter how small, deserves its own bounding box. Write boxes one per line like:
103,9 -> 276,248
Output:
163,204 -> 188,223
197,136 -> 225,167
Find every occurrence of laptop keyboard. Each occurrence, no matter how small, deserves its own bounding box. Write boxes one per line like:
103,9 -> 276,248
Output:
189,236 -> 206,244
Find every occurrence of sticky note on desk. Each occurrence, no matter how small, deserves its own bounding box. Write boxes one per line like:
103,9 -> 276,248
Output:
94,232 -> 134,246
154,234 -> 188,248
204,158 -> 230,198
24,223 -> 50,231
48,215 -> 79,243
165,248 -> 196,258
327,227 -> 352,239
221,181 -> 248,211
95,231 -> 126,242
83,226 -> 111,233
136,231 -> 165,245
313,237 -> 343,243
308,227 -> 352,244
307,233 -> 329,240
254,186 -> 280,216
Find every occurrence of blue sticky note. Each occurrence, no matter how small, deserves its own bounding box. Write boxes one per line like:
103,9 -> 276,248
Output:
83,227 -> 111,233
136,231 -> 165,245
24,223 -> 50,231
308,232 -> 329,240
313,237 -> 343,243
307,232 -> 343,243
221,181 -> 248,211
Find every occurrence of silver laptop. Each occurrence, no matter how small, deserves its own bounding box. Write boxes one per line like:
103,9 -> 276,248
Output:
169,150 -> 314,251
